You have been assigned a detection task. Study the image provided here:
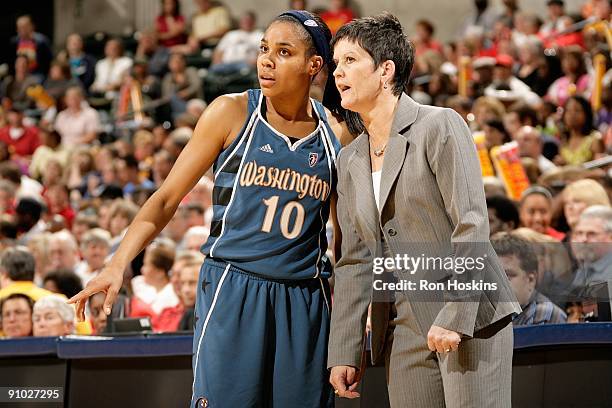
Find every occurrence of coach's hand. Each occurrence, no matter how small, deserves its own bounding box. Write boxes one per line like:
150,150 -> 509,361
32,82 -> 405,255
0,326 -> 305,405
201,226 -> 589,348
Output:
67,265 -> 124,322
330,365 -> 361,398
427,325 -> 461,353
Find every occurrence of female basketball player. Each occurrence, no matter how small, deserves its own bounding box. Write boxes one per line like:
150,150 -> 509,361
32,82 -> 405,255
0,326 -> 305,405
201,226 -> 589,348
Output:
69,10 -> 351,408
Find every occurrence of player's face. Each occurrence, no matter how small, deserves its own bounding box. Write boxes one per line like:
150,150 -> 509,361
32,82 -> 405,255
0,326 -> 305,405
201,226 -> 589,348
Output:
257,22 -> 319,98
333,38 -> 382,112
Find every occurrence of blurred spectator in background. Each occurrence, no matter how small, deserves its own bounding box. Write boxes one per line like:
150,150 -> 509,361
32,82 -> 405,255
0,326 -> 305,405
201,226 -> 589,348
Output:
0,180 -> 17,215
44,183 -> 75,229
1,55 -> 40,111
459,0 -> 498,37
570,206 -> 612,290
107,200 -> 139,253
43,61 -> 81,104
10,15 -> 53,80
413,19 -> 443,57
74,228 -> 111,286
471,56 -> 496,99
161,53 -> 202,119
485,54 -> 540,105
87,292 -> 108,334
512,12 -> 542,49
492,233 -> 567,325
511,227 -> 574,306
0,246 -> 54,301
57,33 -> 97,90
0,107 -> 40,158
487,195 -> 520,235
54,86 -> 101,148
182,225 -> 209,252
32,294 -> 75,336
563,179 -> 610,237
135,30 -> 170,78
515,38 -> 550,96
152,149 -> 175,186
483,118 -> 512,150
29,129 -> 69,181
289,0 -> 308,10
503,102 -> 539,138
130,242 -> 180,331
185,0 -> 231,52
14,198 -> 45,245
169,250 -> 203,302
209,11 -> 262,76
471,95 -> 506,131
71,213 -> 98,247
177,259 -> 201,330
155,0 -> 188,48
90,38 -> 133,100
515,126 -> 557,174
163,206 -> 189,246
1,293 -> 34,338
42,269 -> 83,299
116,154 -> 155,198
546,46 -> 590,107
321,0 -> 356,35
519,186 -> 565,240
540,0 -> 567,37
0,162 -> 43,201
48,230 -> 79,274
556,96 -> 604,165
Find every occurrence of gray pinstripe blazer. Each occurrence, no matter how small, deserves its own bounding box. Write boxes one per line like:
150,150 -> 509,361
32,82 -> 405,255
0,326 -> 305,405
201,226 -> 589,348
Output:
328,93 -> 521,368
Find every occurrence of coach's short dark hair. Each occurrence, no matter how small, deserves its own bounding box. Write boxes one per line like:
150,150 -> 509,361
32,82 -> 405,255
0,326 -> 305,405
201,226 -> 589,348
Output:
331,12 -> 415,96
0,247 -> 36,281
491,234 -> 538,275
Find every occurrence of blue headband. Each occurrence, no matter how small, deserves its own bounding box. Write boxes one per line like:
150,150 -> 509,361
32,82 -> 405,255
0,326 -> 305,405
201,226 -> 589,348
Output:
278,10 -> 332,67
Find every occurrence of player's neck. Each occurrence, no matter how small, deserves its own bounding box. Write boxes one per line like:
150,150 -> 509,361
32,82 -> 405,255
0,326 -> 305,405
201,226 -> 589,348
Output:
265,92 -> 312,123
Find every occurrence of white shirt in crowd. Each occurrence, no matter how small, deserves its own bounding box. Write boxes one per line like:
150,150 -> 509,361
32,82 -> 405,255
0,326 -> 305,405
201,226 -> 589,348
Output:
90,56 -> 133,93
131,275 -> 179,315
54,103 -> 101,148
216,29 -> 263,65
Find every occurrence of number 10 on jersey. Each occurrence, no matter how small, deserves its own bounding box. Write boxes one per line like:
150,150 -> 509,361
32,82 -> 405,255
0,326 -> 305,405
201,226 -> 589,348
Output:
261,196 -> 305,239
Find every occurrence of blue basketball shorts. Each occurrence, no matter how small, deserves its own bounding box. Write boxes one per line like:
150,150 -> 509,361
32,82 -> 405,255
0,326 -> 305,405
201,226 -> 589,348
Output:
190,258 -> 334,408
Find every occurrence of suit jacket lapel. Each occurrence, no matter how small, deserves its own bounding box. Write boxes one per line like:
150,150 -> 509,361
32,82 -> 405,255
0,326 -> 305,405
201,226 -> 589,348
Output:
378,94 -> 419,214
348,134 -> 379,242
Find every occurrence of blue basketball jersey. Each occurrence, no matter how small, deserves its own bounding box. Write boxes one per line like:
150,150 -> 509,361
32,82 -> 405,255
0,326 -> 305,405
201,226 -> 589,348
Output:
201,89 -> 341,280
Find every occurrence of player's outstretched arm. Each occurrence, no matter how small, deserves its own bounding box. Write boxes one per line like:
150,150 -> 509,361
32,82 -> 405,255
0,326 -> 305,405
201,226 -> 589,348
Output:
68,94 -> 247,320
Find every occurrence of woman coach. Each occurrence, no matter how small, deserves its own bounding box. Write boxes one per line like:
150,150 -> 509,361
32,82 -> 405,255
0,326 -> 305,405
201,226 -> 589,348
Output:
328,14 -> 522,407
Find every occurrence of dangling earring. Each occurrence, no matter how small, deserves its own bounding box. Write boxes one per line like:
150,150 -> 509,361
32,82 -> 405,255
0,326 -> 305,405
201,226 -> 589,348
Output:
383,82 -> 388,89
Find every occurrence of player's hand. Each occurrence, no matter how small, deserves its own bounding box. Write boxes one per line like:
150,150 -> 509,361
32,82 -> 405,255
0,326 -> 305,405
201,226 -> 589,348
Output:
427,325 -> 461,353
330,365 -> 360,399
67,265 -> 124,322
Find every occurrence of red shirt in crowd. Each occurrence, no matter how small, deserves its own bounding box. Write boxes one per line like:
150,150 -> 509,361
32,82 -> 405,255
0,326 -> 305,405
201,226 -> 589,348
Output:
129,297 -> 184,333
155,15 -> 188,47
321,9 -> 355,35
0,126 -> 40,157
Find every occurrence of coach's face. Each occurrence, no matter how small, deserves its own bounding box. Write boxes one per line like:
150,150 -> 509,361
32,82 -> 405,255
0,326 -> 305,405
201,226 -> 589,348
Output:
333,39 -> 389,113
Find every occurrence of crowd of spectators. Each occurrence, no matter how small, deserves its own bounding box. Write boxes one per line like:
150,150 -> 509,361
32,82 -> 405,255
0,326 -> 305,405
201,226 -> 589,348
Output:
0,0 -> 610,338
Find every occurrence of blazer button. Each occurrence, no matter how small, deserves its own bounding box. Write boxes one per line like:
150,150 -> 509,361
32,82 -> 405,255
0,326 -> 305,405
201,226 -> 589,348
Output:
388,228 -> 397,236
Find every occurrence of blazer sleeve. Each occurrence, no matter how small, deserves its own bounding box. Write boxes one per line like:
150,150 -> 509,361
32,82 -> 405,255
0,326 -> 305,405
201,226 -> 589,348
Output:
427,108 -> 490,337
327,150 -> 373,369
